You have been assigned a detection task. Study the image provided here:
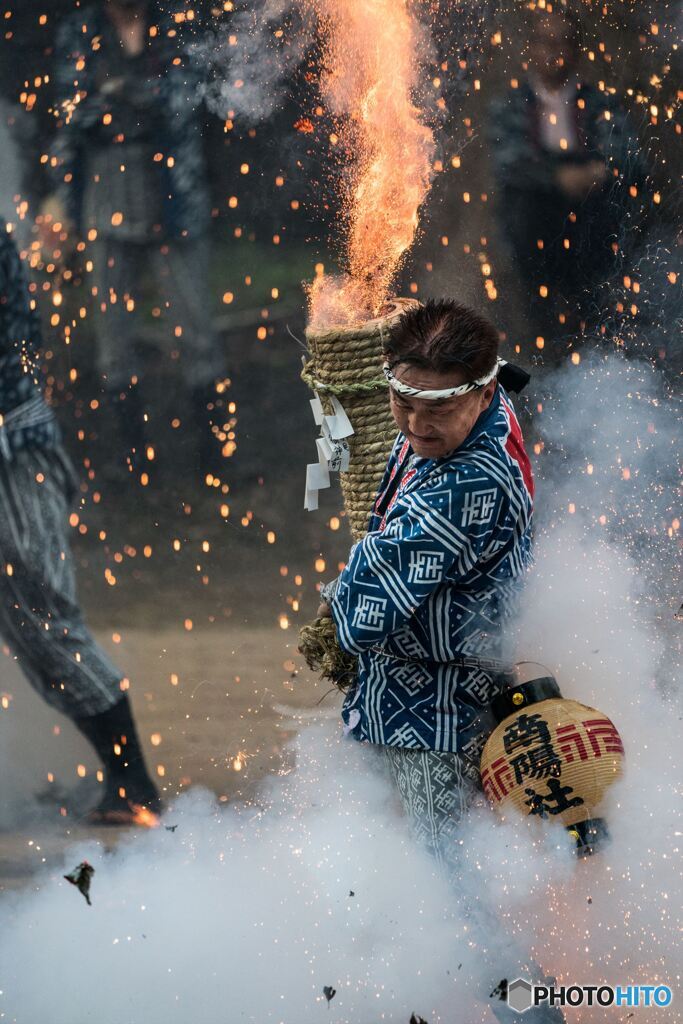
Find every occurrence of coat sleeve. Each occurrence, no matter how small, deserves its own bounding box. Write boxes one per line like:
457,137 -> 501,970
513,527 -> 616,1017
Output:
330,466 -> 508,654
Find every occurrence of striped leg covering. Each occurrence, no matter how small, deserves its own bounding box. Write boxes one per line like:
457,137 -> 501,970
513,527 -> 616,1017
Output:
0,446 -> 123,717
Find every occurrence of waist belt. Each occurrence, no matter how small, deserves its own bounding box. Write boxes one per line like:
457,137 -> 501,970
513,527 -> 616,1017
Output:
369,645 -> 513,676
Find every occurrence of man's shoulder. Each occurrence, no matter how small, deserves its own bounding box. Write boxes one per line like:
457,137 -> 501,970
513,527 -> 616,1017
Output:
417,453 -> 506,501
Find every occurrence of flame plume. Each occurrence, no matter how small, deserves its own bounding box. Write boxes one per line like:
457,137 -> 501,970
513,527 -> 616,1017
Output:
308,0 -> 435,328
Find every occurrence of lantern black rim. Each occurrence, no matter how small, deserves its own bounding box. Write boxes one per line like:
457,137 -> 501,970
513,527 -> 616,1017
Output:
490,676 -> 562,724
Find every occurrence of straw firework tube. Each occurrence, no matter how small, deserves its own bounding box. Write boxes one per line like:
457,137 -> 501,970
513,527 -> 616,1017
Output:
302,297 -> 418,539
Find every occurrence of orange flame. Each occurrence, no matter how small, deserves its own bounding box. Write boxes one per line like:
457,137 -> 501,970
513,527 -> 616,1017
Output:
308,0 -> 434,329
129,803 -> 161,829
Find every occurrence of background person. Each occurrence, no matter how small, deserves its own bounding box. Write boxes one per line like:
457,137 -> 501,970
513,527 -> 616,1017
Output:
488,8 -> 646,363
0,218 -> 159,824
45,0 -> 226,476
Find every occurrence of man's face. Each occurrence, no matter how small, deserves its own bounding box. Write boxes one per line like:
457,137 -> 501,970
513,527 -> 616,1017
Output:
529,18 -> 579,87
388,363 -> 496,459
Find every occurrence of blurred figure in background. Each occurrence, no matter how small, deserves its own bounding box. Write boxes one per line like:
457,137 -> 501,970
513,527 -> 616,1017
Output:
45,0 -> 226,477
0,219 -> 159,824
488,7 -> 646,365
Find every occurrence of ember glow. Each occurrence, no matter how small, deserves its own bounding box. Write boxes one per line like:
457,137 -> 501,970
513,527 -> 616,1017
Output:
129,804 -> 161,830
307,0 -> 435,328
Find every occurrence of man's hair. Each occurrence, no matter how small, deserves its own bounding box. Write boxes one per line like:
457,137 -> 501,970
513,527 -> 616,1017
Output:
383,298 -> 499,381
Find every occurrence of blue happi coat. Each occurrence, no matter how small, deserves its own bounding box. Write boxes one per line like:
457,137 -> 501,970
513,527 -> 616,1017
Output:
331,386 -> 534,755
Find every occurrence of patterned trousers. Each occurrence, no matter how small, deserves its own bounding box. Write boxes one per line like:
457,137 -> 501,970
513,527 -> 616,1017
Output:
89,235 -> 224,392
383,747 -> 564,1023
383,745 -> 481,876
0,446 -> 123,717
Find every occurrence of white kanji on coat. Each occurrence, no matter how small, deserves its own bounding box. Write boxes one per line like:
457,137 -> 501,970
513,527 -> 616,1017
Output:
460,487 -> 498,527
408,549 -> 445,584
352,594 -> 387,631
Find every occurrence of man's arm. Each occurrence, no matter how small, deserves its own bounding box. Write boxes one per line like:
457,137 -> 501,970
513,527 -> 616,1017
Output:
330,467 -> 507,655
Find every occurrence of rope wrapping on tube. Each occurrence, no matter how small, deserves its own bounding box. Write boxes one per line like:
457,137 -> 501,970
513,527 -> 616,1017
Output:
298,299 -> 418,692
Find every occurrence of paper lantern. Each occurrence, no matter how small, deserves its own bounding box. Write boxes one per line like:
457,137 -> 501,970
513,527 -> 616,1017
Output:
480,674 -> 625,855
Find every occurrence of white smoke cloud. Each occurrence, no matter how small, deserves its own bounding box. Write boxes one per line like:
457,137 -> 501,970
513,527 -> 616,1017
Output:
0,726 -> 533,1024
196,1 -> 316,122
194,0 -> 495,128
500,353 -> 682,1014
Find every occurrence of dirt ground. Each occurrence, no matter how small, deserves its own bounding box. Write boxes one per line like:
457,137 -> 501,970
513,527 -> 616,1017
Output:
0,624 -> 343,892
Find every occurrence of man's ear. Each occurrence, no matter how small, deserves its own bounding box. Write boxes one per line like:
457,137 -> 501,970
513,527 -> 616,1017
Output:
480,381 -> 497,407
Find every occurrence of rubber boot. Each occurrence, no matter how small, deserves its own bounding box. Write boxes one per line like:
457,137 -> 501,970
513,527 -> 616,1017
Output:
73,695 -> 161,825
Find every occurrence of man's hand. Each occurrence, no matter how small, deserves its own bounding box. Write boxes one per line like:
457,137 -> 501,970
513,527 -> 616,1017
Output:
317,601 -> 332,619
555,159 -> 608,199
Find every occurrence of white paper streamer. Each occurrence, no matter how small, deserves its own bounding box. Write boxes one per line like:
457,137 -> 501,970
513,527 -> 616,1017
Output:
304,385 -> 355,510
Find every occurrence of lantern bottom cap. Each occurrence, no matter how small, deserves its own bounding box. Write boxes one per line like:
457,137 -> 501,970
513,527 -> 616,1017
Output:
566,817 -> 610,856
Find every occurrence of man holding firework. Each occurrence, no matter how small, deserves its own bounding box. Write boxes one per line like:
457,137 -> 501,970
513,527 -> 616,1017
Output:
318,299 -> 564,1021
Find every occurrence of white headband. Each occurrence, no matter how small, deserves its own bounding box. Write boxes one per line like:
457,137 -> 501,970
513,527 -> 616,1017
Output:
383,358 -> 505,400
